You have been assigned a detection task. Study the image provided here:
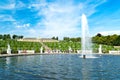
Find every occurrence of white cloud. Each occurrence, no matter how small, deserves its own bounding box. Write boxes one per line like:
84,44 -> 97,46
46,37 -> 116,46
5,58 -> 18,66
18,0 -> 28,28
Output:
0,0 -> 27,10
29,0 -> 106,38
0,3 -> 15,10
33,1 -> 80,38
82,0 -> 107,16
0,15 -> 15,21
8,0 -> 107,38
15,1 -> 26,9
28,0 -> 47,9
16,23 -> 30,28
99,30 -> 120,35
27,29 -> 36,34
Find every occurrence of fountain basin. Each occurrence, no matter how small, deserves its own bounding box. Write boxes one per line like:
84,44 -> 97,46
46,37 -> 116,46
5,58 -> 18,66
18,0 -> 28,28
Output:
0,54 -> 120,80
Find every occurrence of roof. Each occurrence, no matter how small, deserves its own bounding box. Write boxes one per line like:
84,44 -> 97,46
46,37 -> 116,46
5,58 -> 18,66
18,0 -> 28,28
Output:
17,37 -> 59,42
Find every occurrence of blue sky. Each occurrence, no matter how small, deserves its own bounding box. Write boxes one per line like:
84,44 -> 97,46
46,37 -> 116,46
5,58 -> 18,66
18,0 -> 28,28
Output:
0,0 -> 120,39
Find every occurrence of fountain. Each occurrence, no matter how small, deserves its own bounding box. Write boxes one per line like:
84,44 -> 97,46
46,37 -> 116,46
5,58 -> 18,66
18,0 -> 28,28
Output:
7,44 -> 11,55
81,14 -> 96,58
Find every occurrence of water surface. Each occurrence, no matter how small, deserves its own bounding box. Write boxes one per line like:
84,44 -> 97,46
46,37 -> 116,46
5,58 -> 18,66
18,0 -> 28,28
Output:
0,54 -> 120,80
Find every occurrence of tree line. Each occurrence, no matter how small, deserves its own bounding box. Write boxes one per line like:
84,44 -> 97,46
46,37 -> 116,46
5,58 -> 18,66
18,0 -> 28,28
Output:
92,33 -> 120,46
0,34 -> 23,40
60,33 -> 120,46
63,37 -> 81,42
0,33 -> 120,46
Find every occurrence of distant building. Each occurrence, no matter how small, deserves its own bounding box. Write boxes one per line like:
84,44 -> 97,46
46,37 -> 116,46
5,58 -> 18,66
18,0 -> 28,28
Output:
17,38 -> 59,42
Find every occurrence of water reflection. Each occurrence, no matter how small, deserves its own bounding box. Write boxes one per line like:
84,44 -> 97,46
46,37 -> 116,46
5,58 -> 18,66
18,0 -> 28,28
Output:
6,57 -> 11,65
81,59 -> 94,80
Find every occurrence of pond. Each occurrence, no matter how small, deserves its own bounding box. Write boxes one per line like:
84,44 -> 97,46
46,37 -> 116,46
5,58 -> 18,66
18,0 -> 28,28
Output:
0,54 -> 120,80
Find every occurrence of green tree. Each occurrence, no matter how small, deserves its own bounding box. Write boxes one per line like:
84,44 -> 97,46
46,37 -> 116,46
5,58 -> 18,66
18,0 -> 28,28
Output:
18,35 -> 23,39
56,37 -> 58,40
12,35 -> 18,39
76,37 -> 81,42
96,33 -> 102,37
110,34 -> 118,45
63,37 -> 70,42
52,36 -> 56,40
12,35 -> 23,39
113,35 -> 120,46
0,34 -> 3,39
3,34 -> 11,40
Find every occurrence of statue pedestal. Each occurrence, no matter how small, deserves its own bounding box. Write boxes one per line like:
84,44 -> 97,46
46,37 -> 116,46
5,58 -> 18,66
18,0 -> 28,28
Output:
7,49 -> 11,55
98,45 -> 102,54
40,47 -> 43,53
7,44 -> 11,55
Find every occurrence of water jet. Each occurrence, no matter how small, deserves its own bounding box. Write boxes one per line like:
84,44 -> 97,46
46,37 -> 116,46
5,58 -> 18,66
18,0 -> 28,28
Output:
80,14 -> 95,58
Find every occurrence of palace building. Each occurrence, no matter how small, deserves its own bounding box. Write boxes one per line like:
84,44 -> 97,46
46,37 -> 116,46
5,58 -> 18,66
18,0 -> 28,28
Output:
17,38 -> 59,42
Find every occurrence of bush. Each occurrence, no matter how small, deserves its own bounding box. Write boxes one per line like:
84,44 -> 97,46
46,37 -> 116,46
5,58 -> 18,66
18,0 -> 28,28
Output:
1,51 -> 7,54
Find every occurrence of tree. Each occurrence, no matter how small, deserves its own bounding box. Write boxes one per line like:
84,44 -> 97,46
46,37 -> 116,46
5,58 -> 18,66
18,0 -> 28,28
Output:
63,37 -> 70,42
113,35 -> 120,46
76,37 -> 81,42
3,34 -> 11,40
0,34 -> 3,39
92,34 -> 120,46
52,36 -> 58,40
96,33 -> 102,37
7,34 -> 11,39
110,34 -> 118,45
12,35 -> 23,39
12,35 -> 18,39
56,37 -> 58,40
52,36 -> 56,40
19,36 -> 23,39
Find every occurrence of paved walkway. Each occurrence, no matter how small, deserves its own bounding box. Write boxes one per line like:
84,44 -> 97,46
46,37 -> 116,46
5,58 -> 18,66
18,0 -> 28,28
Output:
0,53 -> 43,58
0,53 -> 80,58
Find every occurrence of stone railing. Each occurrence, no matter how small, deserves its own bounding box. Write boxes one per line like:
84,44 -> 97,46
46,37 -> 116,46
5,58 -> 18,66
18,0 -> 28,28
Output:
18,50 -> 35,54
109,50 -> 120,54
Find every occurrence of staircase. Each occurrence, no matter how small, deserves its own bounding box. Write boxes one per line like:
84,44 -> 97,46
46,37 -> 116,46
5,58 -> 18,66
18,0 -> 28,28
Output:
39,41 -> 52,53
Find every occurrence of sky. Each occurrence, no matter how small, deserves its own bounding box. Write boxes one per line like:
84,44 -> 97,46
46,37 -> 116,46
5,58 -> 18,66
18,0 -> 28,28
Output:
0,0 -> 120,39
